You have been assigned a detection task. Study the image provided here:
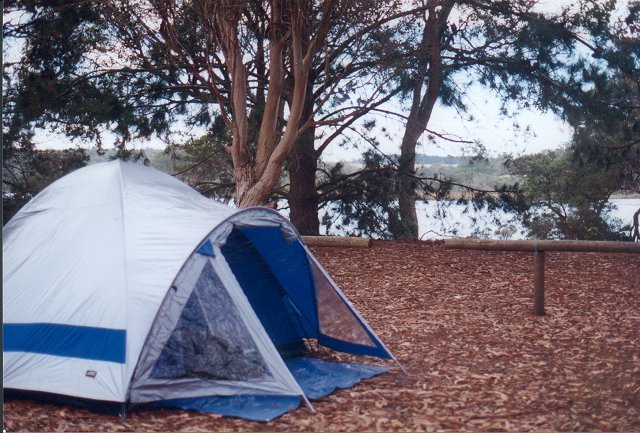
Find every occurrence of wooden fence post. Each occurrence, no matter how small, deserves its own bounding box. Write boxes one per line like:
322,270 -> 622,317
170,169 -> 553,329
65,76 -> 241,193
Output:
444,238 -> 640,316
533,251 -> 545,316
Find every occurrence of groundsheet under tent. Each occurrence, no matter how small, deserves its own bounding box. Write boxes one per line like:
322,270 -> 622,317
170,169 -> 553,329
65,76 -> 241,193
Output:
147,358 -> 389,421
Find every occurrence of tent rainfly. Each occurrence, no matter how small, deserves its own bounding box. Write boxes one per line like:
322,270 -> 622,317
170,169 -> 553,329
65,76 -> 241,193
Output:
3,161 -> 398,421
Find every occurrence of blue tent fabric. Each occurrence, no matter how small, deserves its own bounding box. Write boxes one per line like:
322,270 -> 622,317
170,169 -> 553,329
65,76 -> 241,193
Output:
149,395 -> 302,422
231,226 -> 391,359
239,226 -> 319,334
284,357 -> 389,400
221,228 -> 307,353
146,358 -> 389,422
196,240 -> 215,257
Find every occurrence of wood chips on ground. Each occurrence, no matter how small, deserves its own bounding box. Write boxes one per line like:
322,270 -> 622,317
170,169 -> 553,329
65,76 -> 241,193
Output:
4,241 -> 639,432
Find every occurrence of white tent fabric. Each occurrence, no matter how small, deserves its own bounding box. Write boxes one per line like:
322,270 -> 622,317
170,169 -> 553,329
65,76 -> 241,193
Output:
3,161 -> 302,402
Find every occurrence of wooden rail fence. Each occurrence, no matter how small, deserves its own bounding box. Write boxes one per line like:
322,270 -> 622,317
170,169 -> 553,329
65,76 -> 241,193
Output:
301,235 -> 372,248
444,239 -> 640,316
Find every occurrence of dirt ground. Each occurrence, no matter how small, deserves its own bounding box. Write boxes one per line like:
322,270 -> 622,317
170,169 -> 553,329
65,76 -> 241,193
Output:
4,241 -> 639,432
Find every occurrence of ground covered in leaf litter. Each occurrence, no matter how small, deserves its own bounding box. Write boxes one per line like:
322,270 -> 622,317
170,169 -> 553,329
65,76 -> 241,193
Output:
4,240 -> 640,432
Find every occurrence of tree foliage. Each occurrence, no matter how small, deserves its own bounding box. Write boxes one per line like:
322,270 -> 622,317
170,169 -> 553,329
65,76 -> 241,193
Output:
505,149 -> 629,240
3,0 -> 638,240
3,0 -> 408,212
163,132 -> 236,202
318,151 -> 402,238
2,0 -> 154,149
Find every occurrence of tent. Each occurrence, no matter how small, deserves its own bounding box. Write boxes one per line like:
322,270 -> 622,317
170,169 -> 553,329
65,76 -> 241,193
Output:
3,160 -> 397,421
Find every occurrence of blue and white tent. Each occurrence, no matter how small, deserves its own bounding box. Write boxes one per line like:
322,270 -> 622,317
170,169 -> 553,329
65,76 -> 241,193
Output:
3,161 -> 396,420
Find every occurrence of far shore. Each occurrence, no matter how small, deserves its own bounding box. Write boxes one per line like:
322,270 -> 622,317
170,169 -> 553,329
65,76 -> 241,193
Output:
611,192 -> 640,199
417,191 -> 640,201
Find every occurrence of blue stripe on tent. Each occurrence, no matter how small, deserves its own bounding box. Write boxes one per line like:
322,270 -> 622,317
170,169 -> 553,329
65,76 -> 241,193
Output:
3,323 -> 126,363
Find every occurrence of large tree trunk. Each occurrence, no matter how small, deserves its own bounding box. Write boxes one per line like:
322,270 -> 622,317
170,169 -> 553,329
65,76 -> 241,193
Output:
398,122 -> 423,239
288,123 -> 319,235
285,20 -> 320,235
396,1 -> 451,240
229,0 -> 318,208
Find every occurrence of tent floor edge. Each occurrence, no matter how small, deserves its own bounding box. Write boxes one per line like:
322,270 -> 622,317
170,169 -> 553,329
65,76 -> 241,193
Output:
142,394 -> 303,422
3,388 -> 125,415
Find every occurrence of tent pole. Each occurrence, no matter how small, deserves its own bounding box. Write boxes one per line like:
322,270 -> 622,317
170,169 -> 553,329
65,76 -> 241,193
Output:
390,354 -> 408,376
301,394 -> 316,414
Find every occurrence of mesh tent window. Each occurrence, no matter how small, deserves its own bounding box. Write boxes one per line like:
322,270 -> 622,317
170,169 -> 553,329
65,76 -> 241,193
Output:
151,261 -> 272,381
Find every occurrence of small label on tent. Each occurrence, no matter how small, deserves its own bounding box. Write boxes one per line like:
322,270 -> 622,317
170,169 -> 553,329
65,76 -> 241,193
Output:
86,370 -> 97,378
196,240 -> 215,257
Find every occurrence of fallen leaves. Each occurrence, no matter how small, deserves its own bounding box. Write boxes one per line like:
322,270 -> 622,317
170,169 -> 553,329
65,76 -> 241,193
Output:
3,241 -> 639,431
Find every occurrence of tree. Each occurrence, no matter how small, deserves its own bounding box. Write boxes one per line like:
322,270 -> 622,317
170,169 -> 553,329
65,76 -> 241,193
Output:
192,0 -> 332,207
391,0 -> 637,239
4,0 -> 421,232
317,151 -> 403,238
6,0 -> 636,240
562,3 -> 640,240
501,5 -> 640,241
283,2 -> 413,234
568,78 -> 640,240
2,0 -> 151,152
505,149 -> 630,240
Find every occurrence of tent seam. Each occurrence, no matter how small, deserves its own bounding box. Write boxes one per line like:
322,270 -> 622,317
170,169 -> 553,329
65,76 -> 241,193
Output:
116,161 -> 132,403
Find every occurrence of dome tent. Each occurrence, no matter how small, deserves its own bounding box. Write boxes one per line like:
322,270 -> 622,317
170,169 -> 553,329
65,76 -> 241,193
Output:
3,160 -> 396,421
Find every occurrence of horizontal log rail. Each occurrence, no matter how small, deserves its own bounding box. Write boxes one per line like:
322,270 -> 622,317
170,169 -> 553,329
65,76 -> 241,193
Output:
444,238 -> 640,253
444,238 -> 640,316
301,235 -> 372,248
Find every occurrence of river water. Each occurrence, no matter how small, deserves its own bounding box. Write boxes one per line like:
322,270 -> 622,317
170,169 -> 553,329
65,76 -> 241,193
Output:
293,198 -> 639,239
415,198 -> 640,240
